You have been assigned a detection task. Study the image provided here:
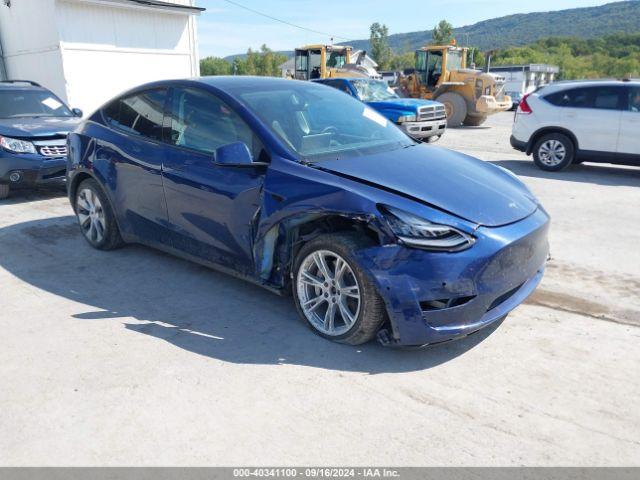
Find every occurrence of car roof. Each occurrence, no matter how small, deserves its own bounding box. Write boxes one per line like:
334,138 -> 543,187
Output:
540,79 -> 640,93
198,75 -> 302,89
193,76 -> 343,96
119,76 -> 376,100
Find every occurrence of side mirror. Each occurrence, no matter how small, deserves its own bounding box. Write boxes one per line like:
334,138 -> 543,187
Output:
214,142 -> 268,167
72,108 -> 83,117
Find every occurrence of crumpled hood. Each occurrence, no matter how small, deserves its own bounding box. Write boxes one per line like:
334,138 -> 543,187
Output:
367,98 -> 441,113
0,117 -> 81,138
313,144 -> 538,227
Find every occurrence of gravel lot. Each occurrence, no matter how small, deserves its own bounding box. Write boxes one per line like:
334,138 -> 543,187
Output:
1,112 -> 639,466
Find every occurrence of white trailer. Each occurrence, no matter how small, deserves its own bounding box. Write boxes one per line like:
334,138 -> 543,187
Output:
489,64 -> 559,105
0,0 -> 203,115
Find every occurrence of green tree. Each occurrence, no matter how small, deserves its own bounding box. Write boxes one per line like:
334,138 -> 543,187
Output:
466,47 -> 485,69
432,20 -> 454,45
244,48 -> 259,76
257,44 -> 287,77
389,51 -> 415,70
370,22 -> 392,70
200,56 -> 232,76
491,34 -> 640,80
218,45 -> 288,77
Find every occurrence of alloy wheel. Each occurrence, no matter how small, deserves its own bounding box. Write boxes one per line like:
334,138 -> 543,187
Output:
538,139 -> 566,167
77,188 -> 106,244
296,250 -> 361,336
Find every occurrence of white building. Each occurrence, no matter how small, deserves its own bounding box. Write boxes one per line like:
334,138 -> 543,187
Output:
0,0 -> 203,115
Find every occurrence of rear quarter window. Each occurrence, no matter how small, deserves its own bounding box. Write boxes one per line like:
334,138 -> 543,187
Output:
102,89 -> 167,142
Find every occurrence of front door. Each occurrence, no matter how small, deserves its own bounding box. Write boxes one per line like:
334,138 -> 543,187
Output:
161,87 -> 267,275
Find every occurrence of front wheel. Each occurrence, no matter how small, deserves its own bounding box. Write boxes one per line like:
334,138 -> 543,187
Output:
292,233 -> 386,345
532,133 -> 575,171
437,92 -> 467,127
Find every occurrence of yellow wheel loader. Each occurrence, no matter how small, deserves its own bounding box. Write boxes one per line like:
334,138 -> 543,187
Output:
398,43 -> 511,127
293,45 -> 380,81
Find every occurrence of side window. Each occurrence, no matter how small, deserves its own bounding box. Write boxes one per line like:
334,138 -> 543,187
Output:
545,87 -> 592,108
102,89 -> 167,141
592,87 -> 622,110
627,87 -> 640,113
168,87 -> 264,159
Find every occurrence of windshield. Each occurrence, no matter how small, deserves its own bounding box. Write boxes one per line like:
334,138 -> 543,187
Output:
234,82 -> 413,161
446,49 -> 464,71
326,51 -> 347,69
351,80 -> 398,102
0,90 -> 73,118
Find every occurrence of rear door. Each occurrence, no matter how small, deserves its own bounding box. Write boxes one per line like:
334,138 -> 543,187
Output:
161,86 -> 267,275
545,86 -> 622,154
99,88 -> 171,240
617,86 -> 640,162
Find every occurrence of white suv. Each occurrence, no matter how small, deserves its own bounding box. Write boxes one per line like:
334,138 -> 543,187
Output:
511,80 -> 640,171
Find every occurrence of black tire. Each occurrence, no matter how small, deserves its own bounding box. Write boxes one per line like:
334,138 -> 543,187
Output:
0,184 -> 9,200
532,133 -> 575,171
75,178 -> 123,250
463,115 -> 487,127
292,233 -> 386,345
437,92 -> 467,127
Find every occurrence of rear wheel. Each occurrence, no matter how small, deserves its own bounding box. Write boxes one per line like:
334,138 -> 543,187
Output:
438,92 -> 467,127
292,233 -> 386,345
0,184 -> 9,200
533,133 -> 575,171
463,115 -> 487,127
75,179 -> 123,250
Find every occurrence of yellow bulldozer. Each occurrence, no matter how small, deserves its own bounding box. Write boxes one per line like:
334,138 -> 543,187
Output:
292,45 -> 380,81
398,42 -> 512,127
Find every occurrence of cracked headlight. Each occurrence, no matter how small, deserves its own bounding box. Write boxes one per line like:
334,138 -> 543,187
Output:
380,205 -> 475,251
0,135 -> 36,154
397,114 -> 417,123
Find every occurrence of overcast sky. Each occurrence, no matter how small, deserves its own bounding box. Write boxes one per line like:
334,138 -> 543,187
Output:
196,0 -> 614,58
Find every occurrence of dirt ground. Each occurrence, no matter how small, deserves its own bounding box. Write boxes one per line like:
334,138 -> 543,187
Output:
1,112 -> 639,466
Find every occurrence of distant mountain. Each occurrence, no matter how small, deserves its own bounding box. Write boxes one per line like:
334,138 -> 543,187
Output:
223,1 -> 640,60
342,1 -> 640,53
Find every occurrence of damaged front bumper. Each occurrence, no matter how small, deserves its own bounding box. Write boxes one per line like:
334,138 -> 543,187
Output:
0,153 -> 67,187
352,208 -> 550,347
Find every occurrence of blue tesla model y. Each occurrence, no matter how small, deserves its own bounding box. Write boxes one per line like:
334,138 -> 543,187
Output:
66,77 -> 549,347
